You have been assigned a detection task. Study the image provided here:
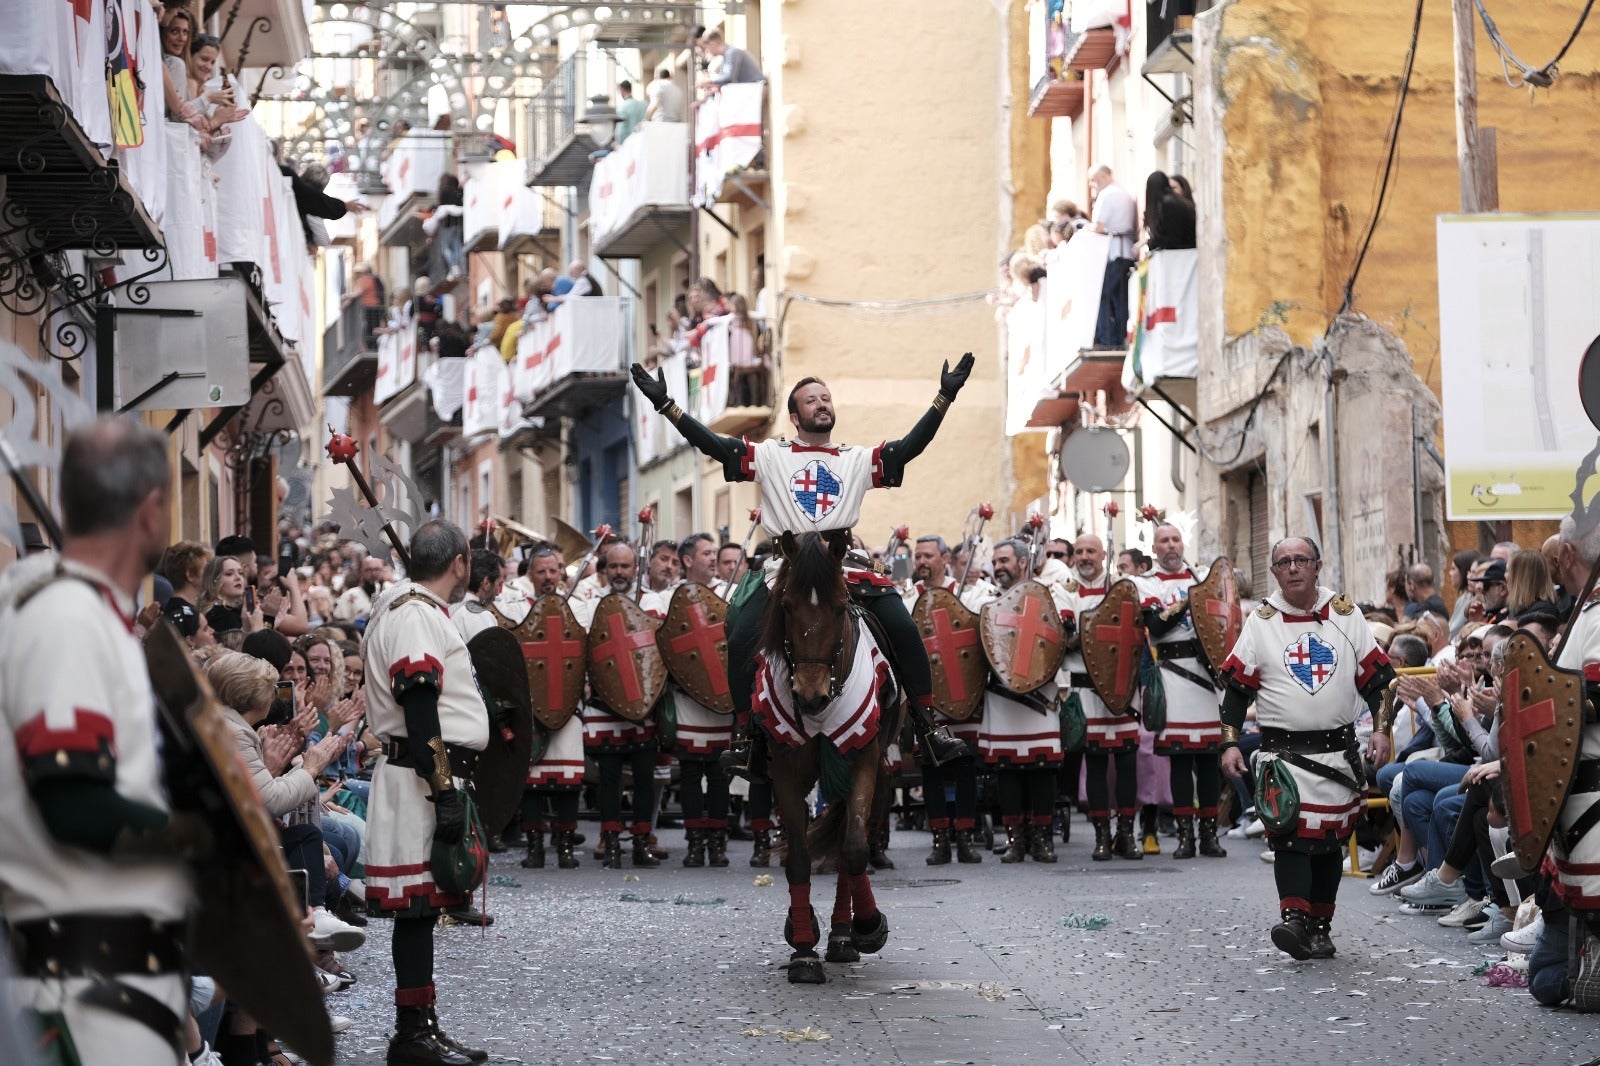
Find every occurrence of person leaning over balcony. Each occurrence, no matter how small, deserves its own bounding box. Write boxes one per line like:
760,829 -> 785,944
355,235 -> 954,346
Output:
186,34 -> 249,137
158,7 -> 208,133
1143,170 -> 1196,252
646,68 -> 685,122
727,294 -> 768,407
1088,165 -> 1138,348
700,28 -> 764,89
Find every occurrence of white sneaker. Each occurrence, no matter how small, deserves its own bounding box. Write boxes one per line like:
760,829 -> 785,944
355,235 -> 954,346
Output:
1438,897 -> 1489,928
329,1014 -> 355,1035
1500,913 -> 1545,954
1243,818 -> 1266,839
1369,859 -> 1424,896
309,909 -> 366,952
1399,868 -> 1468,908
1225,822 -> 1249,839
314,968 -> 343,995
191,1043 -> 224,1066
1258,849 -> 1276,864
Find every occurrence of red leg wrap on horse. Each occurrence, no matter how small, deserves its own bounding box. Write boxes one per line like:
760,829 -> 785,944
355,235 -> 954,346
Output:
849,872 -> 878,920
789,883 -> 816,946
832,873 -> 853,926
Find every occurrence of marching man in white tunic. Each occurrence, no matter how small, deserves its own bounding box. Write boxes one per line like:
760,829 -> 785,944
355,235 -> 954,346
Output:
362,520 -> 490,1065
1219,536 -> 1394,961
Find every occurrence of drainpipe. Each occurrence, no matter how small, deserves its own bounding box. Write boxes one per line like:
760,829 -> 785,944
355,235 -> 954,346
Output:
1322,336 -> 1344,591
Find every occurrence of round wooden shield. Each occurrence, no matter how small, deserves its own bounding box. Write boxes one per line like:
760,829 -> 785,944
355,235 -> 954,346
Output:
586,593 -> 666,722
913,587 -> 987,721
508,594 -> 588,730
467,626 -> 537,834
979,579 -> 1067,694
657,582 -> 733,714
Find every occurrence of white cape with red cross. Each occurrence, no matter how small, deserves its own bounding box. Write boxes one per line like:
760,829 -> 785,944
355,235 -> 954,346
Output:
752,624 -> 892,755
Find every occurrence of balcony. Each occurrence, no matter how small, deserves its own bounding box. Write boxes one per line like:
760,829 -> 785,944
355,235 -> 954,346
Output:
377,321 -> 431,444
1143,0 -> 1197,78
1064,0 -> 1127,73
694,83 -> 768,210
322,298 -> 379,398
1025,0 -> 1086,120
689,314 -> 775,437
513,296 -> 634,419
1064,28 -> 1121,73
1123,248 -> 1199,394
591,122 -> 691,259
378,133 -> 453,247
525,53 -> 603,188
463,158 -> 557,255
1028,75 -> 1086,120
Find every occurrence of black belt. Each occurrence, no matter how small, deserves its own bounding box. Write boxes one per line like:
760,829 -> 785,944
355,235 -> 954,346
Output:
985,678 -> 1053,716
381,737 -> 479,780
1157,639 -> 1205,661
7,914 -> 187,1050
1563,757 -> 1600,853
1259,724 -> 1357,755
1070,672 -> 1093,689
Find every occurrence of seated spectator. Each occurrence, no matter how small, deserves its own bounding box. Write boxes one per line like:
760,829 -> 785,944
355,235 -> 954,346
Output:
1506,550 -> 1557,622
488,298 -> 519,347
1403,562 -> 1449,619
162,598 -> 216,653
1465,559 -> 1510,624
1446,548 -> 1481,637
549,260 -> 603,303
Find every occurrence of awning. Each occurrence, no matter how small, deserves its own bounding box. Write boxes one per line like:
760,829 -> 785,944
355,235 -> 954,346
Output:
593,204 -> 692,259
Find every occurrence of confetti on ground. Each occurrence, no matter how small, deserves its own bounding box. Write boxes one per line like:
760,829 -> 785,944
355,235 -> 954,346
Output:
777,1028 -> 831,1043
487,875 -> 521,889
753,874 -> 774,887
1060,913 -> 1111,930
978,982 -> 1007,1002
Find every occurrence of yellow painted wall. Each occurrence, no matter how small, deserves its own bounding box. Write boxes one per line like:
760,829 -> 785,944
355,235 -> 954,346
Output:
1219,0 -> 1600,396
760,0 -> 1012,541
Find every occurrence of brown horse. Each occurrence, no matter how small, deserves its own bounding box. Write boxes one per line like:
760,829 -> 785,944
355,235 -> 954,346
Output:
755,531 -> 898,984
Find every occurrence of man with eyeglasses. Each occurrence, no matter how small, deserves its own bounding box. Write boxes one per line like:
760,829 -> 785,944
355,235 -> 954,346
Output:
1136,523 -> 1228,859
1465,559 -> 1509,624
1217,537 -> 1396,960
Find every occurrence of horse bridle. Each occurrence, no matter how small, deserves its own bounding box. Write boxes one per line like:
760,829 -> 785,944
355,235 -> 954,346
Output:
782,606 -> 859,707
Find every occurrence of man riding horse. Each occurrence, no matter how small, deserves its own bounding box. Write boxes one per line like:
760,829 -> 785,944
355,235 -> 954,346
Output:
629,354 -> 976,776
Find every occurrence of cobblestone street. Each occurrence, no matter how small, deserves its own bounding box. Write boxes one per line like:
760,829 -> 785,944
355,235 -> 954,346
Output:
330,825 -> 1598,1066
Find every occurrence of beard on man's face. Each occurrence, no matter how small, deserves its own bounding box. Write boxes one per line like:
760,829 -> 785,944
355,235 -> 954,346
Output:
797,408 -> 834,433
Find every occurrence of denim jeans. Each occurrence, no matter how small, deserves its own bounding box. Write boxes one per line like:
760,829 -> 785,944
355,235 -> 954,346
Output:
1423,783 -> 1465,872
1529,904 -> 1572,1007
1094,257 -> 1136,347
1398,760 -> 1468,861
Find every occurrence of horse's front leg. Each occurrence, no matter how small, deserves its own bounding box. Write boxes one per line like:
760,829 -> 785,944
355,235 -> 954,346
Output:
770,744 -> 826,984
846,738 -> 890,955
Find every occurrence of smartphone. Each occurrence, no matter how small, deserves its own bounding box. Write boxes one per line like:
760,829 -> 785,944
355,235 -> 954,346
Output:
274,679 -> 297,714
286,868 -> 309,909
244,586 -> 256,614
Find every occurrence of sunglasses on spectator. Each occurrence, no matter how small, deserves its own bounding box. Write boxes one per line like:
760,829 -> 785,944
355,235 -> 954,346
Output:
1271,555 -> 1318,570
1046,550 -> 1068,559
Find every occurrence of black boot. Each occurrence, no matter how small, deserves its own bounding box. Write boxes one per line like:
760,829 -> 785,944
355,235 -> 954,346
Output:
600,830 -> 623,870
1198,816 -> 1228,858
1140,804 -> 1161,855
632,833 -> 661,868
1059,811 -> 1072,845
954,828 -> 983,864
1090,817 -> 1113,861
720,726 -> 769,783
707,828 -> 729,867
427,1006 -> 487,1063
1172,816 -> 1197,860
750,828 -> 772,867
908,700 -> 969,766
388,1006 -> 472,1065
1271,909 -> 1315,961
1307,915 -> 1336,959
1029,823 -> 1058,863
870,821 -> 895,870
519,830 -> 545,869
682,829 -> 706,868
1001,825 -> 1028,864
1113,814 -> 1143,860
555,829 -> 580,869
925,827 -> 952,866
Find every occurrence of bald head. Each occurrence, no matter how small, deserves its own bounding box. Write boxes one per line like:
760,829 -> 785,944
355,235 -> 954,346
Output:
62,416 -> 170,537
1072,533 -> 1106,581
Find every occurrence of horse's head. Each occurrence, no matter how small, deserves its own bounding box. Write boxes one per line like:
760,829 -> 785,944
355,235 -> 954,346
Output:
766,531 -> 854,716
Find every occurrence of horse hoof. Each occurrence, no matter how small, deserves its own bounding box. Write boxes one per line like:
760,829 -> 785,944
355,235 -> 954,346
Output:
783,907 -> 821,950
788,953 -> 827,984
851,912 -> 890,954
825,924 -> 860,963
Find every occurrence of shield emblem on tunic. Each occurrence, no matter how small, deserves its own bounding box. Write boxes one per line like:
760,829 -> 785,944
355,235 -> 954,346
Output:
980,579 -> 1066,694
144,623 -> 334,1066
790,459 -> 842,522
657,582 -> 733,714
1498,632 -> 1586,871
1284,634 -> 1338,694
466,626 -> 536,835
587,593 -> 666,722
914,587 -> 987,721
1189,556 -> 1242,677
1079,579 -> 1146,715
506,594 -> 588,730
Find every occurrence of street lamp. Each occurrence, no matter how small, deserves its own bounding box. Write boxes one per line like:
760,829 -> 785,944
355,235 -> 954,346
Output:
576,94 -> 617,147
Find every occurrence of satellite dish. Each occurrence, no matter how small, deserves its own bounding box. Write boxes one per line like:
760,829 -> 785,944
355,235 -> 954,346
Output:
1058,427 -> 1130,492
1580,334 -> 1600,432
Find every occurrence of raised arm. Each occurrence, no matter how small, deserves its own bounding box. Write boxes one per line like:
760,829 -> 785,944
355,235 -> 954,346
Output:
630,363 -> 751,481
874,353 -> 974,487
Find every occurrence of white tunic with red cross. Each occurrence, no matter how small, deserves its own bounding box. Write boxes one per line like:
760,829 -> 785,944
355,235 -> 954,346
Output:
1553,597 -> 1600,913
494,594 -> 586,790
361,581 -> 490,913
742,438 -> 883,535
573,593 -> 658,749
1137,564 -> 1222,752
973,580 -> 1070,765
1219,587 -> 1388,841
1062,570 -> 1142,750
911,576 -> 994,741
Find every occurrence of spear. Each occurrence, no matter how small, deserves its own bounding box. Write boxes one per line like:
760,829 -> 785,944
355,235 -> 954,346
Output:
953,502 -> 994,594
632,505 -> 656,603
326,428 -> 411,570
733,506 -> 763,583
561,523 -> 615,603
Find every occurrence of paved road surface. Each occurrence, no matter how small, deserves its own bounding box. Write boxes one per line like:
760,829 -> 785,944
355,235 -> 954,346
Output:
326,826 -> 1596,1065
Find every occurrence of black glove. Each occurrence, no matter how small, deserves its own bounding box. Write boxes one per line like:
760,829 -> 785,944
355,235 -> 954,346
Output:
432,787 -> 466,843
630,362 -> 671,412
939,352 -> 975,400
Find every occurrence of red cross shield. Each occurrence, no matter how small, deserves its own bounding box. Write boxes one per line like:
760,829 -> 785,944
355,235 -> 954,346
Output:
1498,632 -> 1585,871
1189,555 -> 1242,679
586,593 -> 667,722
507,594 -> 589,730
657,582 -> 734,714
980,579 -> 1067,695
913,587 -> 987,721
1079,578 -> 1147,715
